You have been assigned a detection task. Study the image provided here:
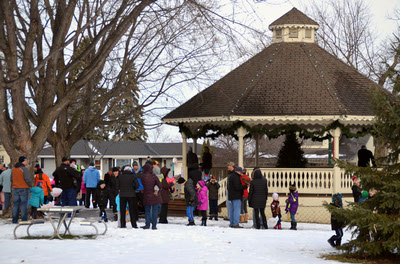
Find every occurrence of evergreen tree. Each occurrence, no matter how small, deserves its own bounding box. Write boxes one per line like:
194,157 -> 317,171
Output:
276,132 -> 307,168
325,86 -> 400,258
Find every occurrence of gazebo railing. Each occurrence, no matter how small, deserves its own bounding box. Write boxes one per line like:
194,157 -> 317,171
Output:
217,167 -> 353,206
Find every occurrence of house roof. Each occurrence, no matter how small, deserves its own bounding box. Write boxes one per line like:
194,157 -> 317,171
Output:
163,42 -> 379,122
269,7 -> 319,27
39,140 -> 202,157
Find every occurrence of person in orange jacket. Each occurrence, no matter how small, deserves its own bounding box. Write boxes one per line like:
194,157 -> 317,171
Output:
34,165 -> 53,204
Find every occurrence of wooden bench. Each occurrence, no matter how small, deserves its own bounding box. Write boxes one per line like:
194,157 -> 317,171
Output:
14,219 -> 46,239
79,218 -> 107,238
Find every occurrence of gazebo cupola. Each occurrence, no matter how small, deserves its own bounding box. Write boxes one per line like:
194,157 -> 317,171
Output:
269,7 -> 319,43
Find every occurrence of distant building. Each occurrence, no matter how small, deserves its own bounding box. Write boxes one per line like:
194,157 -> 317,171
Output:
38,140 -> 201,177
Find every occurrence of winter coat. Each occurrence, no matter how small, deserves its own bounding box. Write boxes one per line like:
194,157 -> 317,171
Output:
358,148 -> 375,167
184,178 -> 198,206
285,191 -> 299,215
12,163 -> 32,189
0,169 -> 12,193
271,200 -> 281,218
196,181 -> 208,211
133,168 -> 144,192
206,180 -> 220,200
34,172 -> 53,196
202,152 -> 212,170
153,166 -> 163,182
81,178 -> 86,194
141,164 -> 162,206
109,174 -> 119,195
248,171 -> 268,209
188,165 -> 202,188
330,203 -> 344,230
29,187 -> 44,208
352,184 -> 361,203
53,163 -> 80,190
240,174 -> 251,198
95,186 -> 109,207
160,167 -> 173,204
227,170 -> 246,201
118,170 -> 139,198
187,151 -> 198,168
83,167 -> 101,188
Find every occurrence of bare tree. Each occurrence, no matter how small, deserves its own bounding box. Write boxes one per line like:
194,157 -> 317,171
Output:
0,1 -> 266,169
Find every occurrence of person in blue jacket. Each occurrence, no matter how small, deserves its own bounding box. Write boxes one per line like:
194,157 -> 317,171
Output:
29,182 -> 44,219
83,161 -> 101,208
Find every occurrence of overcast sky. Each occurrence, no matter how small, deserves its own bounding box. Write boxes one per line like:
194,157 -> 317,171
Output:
146,0 -> 400,143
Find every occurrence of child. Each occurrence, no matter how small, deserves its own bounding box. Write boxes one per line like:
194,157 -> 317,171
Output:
80,169 -> 86,206
183,177 -> 197,226
358,190 -> 369,203
29,182 -> 44,219
206,176 -> 220,221
196,180 -> 209,226
115,194 -> 131,228
238,168 -> 250,223
271,193 -> 282,229
285,183 -> 299,230
328,193 -> 344,247
93,180 -> 108,222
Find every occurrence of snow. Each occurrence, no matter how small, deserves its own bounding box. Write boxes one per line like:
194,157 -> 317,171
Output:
0,216 -> 352,264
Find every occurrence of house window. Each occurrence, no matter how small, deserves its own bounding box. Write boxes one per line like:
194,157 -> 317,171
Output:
305,29 -> 312,38
289,28 -> 298,38
41,158 -> 45,168
275,29 -> 282,39
116,159 -> 131,168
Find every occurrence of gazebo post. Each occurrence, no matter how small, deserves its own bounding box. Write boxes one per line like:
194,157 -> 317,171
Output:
182,132 -> 188,180
255,134 -> 260,167
331,127 -> 342,194
237,126 -> 247,168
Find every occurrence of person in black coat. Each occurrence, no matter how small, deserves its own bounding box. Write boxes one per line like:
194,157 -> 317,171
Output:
201,146 -> 212,176
159,166 -> 175,224
351,177 -> 361,203
227,165 -> 247,228
357,145 -> 376,167
187,147 -> 199,169
94,180 -> 109,222
206,176 -> 220,220
184,177 -> 198,226
108,167 -> 120,219
248,170 -> 268,229
52,157 -> 81,206
328,193 -> 344,247
117,166 -> 140,228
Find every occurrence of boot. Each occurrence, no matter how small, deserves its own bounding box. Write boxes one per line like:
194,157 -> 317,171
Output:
328,236 -> 336,247
244,214 -> 248,223
277,224 -> 282,230
335,238 -> 342,247
202,218 -> 207,226
240,214 -> 245,223
263,222 -> 268,229
214,215 -> 218,221
186,220 -> 195,226
290,221 -> 297,230
209,215 -> 213,220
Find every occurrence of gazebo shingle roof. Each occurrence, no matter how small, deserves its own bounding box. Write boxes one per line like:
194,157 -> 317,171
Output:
163,42 -> 378,121
269,7 -> 318,27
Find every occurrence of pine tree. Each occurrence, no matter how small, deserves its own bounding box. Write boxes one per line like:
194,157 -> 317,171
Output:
324,86 -> 400,258
276,132 -> 307,168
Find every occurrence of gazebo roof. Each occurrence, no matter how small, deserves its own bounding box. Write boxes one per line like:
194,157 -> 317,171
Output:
163,8 -> 379,129
269,7 -> 318,27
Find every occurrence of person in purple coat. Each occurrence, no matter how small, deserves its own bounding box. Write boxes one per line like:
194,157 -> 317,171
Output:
285,183 -> 299,230
196,181 -> 209,226
141,164 -> 162,230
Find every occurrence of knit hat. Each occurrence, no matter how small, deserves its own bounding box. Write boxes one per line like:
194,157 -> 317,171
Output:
132,161 -> 139,167
153,160 -> 159,166
235,167 -> 244,173
177,177 -> 186,184
227,161 -> 235,167
89,161 -> 95,167
112,167 -> 119,172
18,156 -> 27,163
272,193 -> 279,200
289,183 -> 297,191
98,180 -> 106,187
62,157 -> 69,162
352,176 -> 357,182
361,190 -> 369,198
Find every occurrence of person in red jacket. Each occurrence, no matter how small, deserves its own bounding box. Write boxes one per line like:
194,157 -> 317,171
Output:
34,165 -> 53,204
236,167 -> 250,223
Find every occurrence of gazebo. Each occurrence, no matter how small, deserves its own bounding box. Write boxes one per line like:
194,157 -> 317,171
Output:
163,8 -> 379,221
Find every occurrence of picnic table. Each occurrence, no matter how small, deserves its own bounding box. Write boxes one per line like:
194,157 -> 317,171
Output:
37,206 -> 84,239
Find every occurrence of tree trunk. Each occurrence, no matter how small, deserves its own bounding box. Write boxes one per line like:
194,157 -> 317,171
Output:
373,137 -> 388,165
53,138 -> 72,168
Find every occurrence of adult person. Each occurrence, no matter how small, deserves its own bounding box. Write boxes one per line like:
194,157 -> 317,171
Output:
351,177 -> 362,203
103,168 -> 113,208
159,166 -> 175,224
187,146 -> 199,169
0,164 -> 7,210
70,159 -> 82,202
188,163 -> 202,189
227,164 -> 247,228
34,165 -> 53,204
83,161 -> 101,208
248,169 -> 269,229
132,161 -> 144,215
141,163 -> 162,230
226,161 -> 235,221
53,157 -> 81,206
357,145 -> 376,167
201,146 -> 212,177
11,156 -> 33,223
117,165 -> 140,228
108,167 -> 120,220
238,168 -> 250,223
0,165 -> 12,213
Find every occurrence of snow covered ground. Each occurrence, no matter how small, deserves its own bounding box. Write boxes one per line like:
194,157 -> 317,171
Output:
0,216 -> 353,264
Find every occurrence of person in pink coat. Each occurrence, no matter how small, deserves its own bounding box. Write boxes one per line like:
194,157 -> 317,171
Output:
80,169 -> 87,206
196,180 -> 208,226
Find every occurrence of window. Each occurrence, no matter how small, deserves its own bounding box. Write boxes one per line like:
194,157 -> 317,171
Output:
289,28 -> 298,38
116,159 -> 131,168
305,29 -> 312,38
275,29 -> 282,39
0,156 -> 4,164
